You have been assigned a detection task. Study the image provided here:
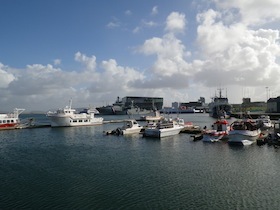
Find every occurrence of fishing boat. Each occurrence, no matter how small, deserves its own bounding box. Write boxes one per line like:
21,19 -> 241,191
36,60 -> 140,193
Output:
0,108 -> 25,130
46,100 -> 103,127
208,88 -> 232,119
106,119 -> 143,135
202,119 -> 230,142
228,119 -> 261,145
143,118 -> 185,138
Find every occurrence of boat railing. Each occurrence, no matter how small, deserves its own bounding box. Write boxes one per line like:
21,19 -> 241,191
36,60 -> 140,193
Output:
157,122 -> 174,129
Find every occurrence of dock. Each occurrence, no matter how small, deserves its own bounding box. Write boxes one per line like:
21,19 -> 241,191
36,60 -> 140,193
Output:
231,112 -> 280,120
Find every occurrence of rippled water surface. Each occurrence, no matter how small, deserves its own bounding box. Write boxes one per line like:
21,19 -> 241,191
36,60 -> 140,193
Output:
1,114 -> 280,209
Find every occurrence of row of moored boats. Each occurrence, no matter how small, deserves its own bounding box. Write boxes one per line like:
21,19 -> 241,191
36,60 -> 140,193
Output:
197,115 -> 274,145
1,101 -> 278,146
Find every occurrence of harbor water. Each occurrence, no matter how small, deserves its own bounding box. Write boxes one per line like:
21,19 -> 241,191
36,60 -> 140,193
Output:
1,113 -> 280,209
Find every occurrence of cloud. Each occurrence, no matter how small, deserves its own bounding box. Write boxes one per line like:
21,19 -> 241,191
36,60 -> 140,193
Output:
151,6 -> 158,16
194,7 -> 280,99
132,26 -> 141,34
75,51 -> 96,71
0,63 -> 16,88
53,59 -> 61,65
106,17 -> 121,28
0,54 -> 146,111
215,0 -> 280,26
165,12 -> 186,33
142,20 -> 157,27
138,33 -> 190,76
125,10 -> 132,16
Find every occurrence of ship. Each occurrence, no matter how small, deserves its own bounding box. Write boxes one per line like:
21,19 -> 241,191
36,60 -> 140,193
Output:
97,96 -> 163,115
46,100 -> 103,127
208,88 -> 232,119
96,97 -> 123,115
0,108 -> 25,130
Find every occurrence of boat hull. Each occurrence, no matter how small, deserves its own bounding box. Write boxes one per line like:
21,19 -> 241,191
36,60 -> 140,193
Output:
202,133 -> 227,142
144,127 -> 183,138
96,106 -> 115,115
228,129 -> 261,143
0,108 -> 25,130
48,116 -> 103,127
122,127 -> 143,135
0,123 -> 19,130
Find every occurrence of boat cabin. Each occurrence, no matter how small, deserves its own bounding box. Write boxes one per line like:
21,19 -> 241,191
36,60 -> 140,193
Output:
213,120 -> 229,131
123,120 -> 139,129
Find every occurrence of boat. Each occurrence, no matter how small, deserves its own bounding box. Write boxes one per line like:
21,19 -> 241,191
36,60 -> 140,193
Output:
96,97 -> 123,115
160,106 -> 197,114
140,110 -> 163,121
0,108 -> 25,130
228,119 -> 261,145
258,119 -> 280,147
115,104 -> 151,115
202,119 -> 230,142
106,119 -> 143,135
208,88 -> 232,119
256,115 -> 273,129
143,118 -> 185,138
97,97 -> 152,115
190,133 -> 203,141
46,100 -> 103,127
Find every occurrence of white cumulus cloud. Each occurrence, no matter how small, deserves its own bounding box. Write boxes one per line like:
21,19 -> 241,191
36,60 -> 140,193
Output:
165,12 -> 186,33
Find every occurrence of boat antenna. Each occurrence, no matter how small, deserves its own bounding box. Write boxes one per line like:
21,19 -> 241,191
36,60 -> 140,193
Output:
226,88 -> 227,97
69,99 -> 72,109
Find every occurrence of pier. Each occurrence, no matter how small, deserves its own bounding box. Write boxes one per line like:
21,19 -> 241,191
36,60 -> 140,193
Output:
231,112 -> 280,120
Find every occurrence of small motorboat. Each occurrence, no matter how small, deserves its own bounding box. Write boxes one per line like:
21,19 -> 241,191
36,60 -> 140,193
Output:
106,119 -> 143,135
143,118 -> 185,138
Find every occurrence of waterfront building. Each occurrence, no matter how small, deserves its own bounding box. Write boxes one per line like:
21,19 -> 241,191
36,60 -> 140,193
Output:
267,97 -> 280,113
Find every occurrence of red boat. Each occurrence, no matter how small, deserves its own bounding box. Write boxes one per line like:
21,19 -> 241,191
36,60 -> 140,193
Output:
0,108 -> 25,130
202,119 -> 230,142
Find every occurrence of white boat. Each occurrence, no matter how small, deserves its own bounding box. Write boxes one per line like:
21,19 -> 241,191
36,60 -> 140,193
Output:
143,118 -> 185,138
256,115 -> 273,129
140,110 -> 163,121
0,108 -> 25,130
202,119 -> 230,142
228,119 -> 261,145
110,119 -> 143,135
46,100 -> 103,127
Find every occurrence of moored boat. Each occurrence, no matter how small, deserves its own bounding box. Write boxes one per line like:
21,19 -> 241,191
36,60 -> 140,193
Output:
97,97 -> 152,115
202,119 -> 230,142
106,119 -> 143,135
140,110 -> 163,121
143,118 -> 185,138
46,100 -> 103,127
228,119 -> 261,145
209,88 -> 231,119
0,108 -> 25,130
256,115 -> 273,129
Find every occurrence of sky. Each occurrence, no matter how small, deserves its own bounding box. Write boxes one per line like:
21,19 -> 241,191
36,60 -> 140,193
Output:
1,0 -> 280,112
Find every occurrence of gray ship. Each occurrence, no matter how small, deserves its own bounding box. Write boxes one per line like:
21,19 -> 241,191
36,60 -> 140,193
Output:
97,96 -> 163,115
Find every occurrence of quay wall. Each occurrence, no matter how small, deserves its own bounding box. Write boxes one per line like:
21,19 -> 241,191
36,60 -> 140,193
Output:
231,112 -> 280,120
